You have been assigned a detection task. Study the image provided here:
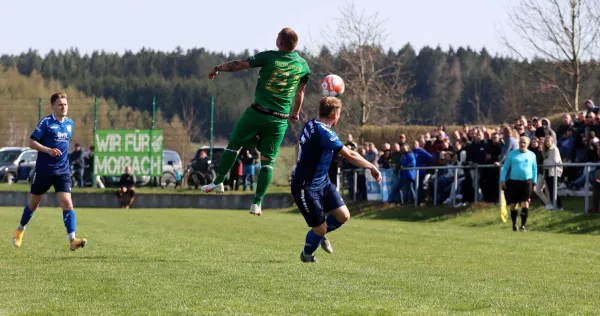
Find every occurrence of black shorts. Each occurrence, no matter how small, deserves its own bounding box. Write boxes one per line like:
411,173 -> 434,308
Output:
291,182 -> 345,227
30,172 -> 71,195
506,179 -> 532,204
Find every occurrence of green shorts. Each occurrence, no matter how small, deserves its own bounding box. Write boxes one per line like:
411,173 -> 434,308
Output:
227,106 -> 288,161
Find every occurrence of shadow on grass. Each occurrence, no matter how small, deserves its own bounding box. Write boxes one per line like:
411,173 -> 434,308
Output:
286,197 -> 600,235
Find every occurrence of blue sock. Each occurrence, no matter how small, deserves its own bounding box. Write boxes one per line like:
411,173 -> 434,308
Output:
63,210 -> 76,235
326,214 -> 343,233
19,205 -> 34,229
303,230 -> 323,255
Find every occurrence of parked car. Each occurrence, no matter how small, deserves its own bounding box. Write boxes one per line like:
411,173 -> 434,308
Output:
0,147 -> 37,183
160,150 -> 184,188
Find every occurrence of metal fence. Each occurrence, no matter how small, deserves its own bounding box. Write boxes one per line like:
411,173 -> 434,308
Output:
338,162 -> 600,214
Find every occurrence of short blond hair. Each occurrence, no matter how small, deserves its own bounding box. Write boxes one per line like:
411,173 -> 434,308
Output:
319,97 -> 342,118
50,92 -> 67,105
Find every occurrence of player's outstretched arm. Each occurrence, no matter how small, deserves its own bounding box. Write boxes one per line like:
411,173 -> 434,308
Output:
29,139 -> 61,157
290,82 -> 307,121
339,146 -> 382,183
208,60 -> 251,79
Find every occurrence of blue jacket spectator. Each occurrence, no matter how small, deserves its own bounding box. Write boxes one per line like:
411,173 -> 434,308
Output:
558,129 -> 575,161
413,146 -> 433,178
400,150 -> 416,181
499,126 -> 519,163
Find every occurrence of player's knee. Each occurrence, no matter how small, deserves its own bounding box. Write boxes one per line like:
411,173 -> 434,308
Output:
29,195 -> 42,211
312,224 -> 327,237
337,211 -> 350,224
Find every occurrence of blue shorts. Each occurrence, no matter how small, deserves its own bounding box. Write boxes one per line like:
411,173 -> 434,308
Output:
291,182 -> 345,227
30,172 -> 72,195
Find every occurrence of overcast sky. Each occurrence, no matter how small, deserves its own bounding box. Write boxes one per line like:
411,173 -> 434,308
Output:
2,0 -> 521,56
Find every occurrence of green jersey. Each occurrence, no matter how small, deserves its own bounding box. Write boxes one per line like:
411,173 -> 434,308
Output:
247,50 -> 311,114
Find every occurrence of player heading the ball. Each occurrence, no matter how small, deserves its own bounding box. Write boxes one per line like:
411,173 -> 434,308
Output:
292,97 -> 382,263
13,92 -> 87,251
202,27 -> 311,217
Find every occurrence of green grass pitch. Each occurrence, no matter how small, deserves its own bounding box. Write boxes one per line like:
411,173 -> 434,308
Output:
1,203 -> 600,315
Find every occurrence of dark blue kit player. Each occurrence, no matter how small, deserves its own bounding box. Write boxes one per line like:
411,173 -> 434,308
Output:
13,92 -> 87,251
292,97 -> 382,263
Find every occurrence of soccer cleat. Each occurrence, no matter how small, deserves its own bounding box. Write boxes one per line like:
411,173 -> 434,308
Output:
300,251 -> 318,263
512,225 -> 518,232
201,182 -> 224,194
520,226 -> 527,233
69,238 -> 87,251
320,236 -> 333,253
13,229 -> 24,248
250,204 -> 262,216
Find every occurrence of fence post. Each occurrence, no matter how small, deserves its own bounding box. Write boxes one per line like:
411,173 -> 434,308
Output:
92,97 -> 98,188
414,170 -> 419,207
585,165 -> 590,214
553,165 -> 558,209
210,96 -> 214,162
38,97 -> 43,121
452,167 -> 458,206
151,96 -> 157,187
474,165 -> 479,203
434,169 -> 438,206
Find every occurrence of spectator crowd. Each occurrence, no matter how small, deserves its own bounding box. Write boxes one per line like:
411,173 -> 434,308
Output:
335,100 -> 600,212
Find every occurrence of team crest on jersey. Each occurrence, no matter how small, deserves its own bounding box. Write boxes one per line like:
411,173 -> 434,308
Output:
66,125 -> 72,132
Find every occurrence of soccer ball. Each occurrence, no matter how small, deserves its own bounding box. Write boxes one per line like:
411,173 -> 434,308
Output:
320,74 -> 345,97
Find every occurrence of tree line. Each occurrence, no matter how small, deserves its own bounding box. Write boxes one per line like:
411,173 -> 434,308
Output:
3,43 -> 600,143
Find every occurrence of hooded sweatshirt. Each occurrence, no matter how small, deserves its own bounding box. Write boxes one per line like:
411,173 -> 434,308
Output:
586,100 -> 599,115
535,118 -> 557,143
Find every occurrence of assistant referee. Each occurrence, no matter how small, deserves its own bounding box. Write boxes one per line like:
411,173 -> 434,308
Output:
500,136 -> 538,232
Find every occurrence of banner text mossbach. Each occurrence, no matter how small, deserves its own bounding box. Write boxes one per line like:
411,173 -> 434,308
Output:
94,129 -> 163,176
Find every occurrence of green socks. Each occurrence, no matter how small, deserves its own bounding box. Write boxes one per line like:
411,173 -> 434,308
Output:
253,160 -> 274,206
214,149 -> 239,184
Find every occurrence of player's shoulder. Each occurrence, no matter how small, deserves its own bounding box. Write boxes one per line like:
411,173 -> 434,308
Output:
64,117 -> 74,124
315,121 -> 339,140
39,115 -> 53,124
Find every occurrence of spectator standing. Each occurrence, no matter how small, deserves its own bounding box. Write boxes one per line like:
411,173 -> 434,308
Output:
365,143 -> 378,164
540,119 -> 557,143
585,100 -> 599,116
70,143 -> 84,188
498,125 -> 519,163
390,143 -> 402,174
529,138 -> 551,207
388,144 -> 416,204
85,146 -> 104,188
556,114 -> 573,139
240,147 -> 257,191
378,150 -> 392,169
544,137 -> 563,211
480,133 -> 502,202
345,134 -> 358,150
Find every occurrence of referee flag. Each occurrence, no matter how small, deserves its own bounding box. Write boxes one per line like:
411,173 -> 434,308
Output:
500,191 -> 508,223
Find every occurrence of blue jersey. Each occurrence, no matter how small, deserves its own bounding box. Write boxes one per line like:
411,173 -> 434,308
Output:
293,119 -> 344,190
30,114 -> 74,175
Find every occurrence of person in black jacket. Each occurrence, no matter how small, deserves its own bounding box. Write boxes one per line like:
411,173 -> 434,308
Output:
70,143 -> 84,188
118,166 -> 136,208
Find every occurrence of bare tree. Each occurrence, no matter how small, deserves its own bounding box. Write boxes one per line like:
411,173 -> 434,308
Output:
329,2 -> 410,126
504,0 -> 600,111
